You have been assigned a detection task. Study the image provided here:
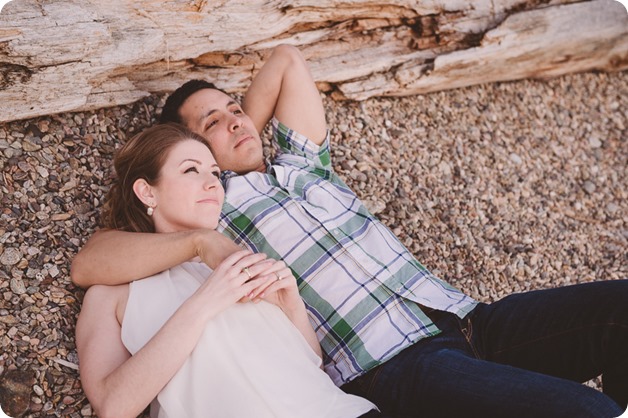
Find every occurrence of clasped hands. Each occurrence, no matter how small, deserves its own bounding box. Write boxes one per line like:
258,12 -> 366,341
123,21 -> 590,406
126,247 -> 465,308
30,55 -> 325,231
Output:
199,249 -> 303,315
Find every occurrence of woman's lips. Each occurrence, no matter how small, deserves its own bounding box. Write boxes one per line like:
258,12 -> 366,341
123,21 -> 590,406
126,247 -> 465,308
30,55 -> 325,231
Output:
197,198 -> 220,204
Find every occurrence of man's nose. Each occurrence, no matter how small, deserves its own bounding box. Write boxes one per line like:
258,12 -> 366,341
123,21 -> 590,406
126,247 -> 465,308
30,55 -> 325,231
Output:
228,115 -> 243,132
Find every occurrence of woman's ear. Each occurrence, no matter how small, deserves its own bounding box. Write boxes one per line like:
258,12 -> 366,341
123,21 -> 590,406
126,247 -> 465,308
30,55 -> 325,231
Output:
133,178 -> 156,208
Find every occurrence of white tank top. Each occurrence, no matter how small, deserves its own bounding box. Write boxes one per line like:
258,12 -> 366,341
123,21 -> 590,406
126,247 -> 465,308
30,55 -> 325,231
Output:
121,261 -> 376,418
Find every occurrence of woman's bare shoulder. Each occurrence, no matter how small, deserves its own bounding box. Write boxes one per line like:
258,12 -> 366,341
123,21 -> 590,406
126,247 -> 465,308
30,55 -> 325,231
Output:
81,283 -> 130,325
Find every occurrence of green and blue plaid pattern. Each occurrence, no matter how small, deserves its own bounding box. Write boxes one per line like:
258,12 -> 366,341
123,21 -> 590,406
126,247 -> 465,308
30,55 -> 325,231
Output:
219,118 -> 477,385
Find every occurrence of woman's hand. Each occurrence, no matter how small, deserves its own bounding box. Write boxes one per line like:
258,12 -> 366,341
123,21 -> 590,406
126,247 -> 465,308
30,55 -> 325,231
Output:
247,260 -> 304,314
191,250 -> 277,321
246,259 -> 322,359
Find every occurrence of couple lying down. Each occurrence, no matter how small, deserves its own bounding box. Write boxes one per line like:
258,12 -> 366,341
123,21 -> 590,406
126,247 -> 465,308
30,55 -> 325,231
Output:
75,122 -> 380,418
73,45 -> 628,418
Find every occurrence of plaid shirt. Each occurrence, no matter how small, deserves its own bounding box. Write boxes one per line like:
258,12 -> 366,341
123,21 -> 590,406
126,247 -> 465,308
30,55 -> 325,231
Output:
219,118 -> 477,385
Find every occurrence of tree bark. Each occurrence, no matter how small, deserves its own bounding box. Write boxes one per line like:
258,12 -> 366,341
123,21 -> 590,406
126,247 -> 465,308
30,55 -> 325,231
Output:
1,0 -> 626,123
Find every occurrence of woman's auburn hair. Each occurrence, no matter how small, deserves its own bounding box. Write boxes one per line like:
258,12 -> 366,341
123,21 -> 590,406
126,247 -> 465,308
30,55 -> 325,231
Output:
101,123 -> 211,233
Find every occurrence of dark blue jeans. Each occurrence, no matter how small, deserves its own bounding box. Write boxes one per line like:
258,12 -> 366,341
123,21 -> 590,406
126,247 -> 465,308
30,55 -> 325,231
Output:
342,280 -> 628,418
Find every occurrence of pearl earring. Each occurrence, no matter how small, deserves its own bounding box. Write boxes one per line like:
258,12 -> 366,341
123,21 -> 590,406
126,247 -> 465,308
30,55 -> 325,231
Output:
147,206 -> 154,216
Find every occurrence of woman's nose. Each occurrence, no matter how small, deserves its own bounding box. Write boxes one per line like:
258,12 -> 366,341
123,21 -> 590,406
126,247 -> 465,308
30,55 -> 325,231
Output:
204,173 -> 219,189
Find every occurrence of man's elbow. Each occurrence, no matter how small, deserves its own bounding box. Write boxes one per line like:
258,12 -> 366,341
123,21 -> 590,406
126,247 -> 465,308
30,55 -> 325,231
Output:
70,253 -> 92,288
70,256 -> 89,289
91,399 -> 138,418
271,44 -> 304,65
71,229 -> 111,288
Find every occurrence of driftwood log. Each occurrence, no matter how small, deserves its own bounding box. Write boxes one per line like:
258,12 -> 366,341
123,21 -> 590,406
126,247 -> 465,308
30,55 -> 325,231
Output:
1,0 -> 627,123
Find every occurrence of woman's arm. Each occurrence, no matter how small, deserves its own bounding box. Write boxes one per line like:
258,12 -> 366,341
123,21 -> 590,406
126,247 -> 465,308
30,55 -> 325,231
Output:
282,300 -> 323,361
77,284 -> 212,418
76,251 -> 277,418
71,228 -> 242,288
242,44 -> 327,146
248,262 -> 323,360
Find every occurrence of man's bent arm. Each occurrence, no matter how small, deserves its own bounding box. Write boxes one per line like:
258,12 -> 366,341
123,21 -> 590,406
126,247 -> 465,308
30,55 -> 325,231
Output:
70,229 -> 241,288
243,45 -> 327,145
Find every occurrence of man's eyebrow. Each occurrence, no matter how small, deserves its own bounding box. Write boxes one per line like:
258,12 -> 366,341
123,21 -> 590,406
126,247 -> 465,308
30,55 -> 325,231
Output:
197,100 -> 239,124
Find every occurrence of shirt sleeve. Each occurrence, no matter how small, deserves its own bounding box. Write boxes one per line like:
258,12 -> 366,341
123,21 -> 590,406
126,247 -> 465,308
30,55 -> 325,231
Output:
271,117 -> 333,171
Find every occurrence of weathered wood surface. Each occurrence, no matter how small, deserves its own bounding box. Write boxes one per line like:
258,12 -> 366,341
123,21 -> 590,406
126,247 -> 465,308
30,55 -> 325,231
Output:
1,0 -> 627,123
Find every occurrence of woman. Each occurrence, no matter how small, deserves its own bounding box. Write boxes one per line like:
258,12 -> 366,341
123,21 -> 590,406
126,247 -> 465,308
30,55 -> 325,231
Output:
75,123 -> 378,418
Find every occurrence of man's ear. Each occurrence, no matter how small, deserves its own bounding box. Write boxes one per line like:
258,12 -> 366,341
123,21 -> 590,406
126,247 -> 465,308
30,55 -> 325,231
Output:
133,178 -> 156,208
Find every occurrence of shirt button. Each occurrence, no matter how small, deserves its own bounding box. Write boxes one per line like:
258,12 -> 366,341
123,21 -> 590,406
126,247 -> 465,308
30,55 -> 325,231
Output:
333,229 -> 341,236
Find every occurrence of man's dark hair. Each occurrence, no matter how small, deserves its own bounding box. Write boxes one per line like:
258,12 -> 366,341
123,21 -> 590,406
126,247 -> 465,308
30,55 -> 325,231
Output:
159,79 -> 227,124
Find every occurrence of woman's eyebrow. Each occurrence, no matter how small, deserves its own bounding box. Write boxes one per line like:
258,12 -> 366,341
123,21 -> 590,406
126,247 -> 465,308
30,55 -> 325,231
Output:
179,158 -> 203,166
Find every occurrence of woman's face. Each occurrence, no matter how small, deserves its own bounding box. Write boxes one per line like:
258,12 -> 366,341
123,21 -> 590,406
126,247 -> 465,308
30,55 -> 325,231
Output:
148,139 -> 225,233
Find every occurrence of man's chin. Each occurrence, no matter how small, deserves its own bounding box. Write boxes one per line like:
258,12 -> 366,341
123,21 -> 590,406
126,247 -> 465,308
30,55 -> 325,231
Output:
232,160 -> 265,174
229,150 -> 265,174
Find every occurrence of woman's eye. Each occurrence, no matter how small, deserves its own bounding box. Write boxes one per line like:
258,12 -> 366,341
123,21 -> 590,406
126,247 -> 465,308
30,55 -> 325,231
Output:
184,167 -> 199,174
212,170 -> 221,178
205,120 -> 218,130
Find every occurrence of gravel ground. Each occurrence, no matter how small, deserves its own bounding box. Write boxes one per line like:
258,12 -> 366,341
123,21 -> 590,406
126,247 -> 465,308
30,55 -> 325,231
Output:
0,70 -> 626,417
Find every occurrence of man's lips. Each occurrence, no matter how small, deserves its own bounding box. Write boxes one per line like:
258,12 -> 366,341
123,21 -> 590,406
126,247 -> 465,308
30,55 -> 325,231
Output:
234,134 -> 254,148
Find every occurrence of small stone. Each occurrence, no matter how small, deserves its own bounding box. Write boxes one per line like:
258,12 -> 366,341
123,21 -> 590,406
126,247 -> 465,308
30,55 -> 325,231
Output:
0,247 -> 22,266
588,136 -> 602,149
37,120 -> 50,133
26,268 -> 40,279
81,404 -> 93,416
364,199 -> 386,215
0,369 -> 36,418
0,315 -> 19,325
509,153 -> 523,165
583,181 -> 596,194
36,166 -> 49,178
30,402 -> 43,412
48,265 -> 60,278
438,161 -> 452,176
10,278 -> 27,295
22,138 -> 42,152
606,203 -> 619,214
51,213 -> 72,221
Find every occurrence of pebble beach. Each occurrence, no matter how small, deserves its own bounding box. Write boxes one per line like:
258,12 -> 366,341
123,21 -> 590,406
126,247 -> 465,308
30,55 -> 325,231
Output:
0,70 -> 626,417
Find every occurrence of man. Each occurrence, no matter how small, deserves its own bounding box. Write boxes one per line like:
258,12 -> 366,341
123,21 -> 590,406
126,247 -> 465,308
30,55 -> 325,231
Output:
72,45 -> 627,417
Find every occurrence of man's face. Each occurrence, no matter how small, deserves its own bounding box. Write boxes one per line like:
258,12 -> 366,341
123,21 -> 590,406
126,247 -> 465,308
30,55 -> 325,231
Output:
178,88 -> 264,174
